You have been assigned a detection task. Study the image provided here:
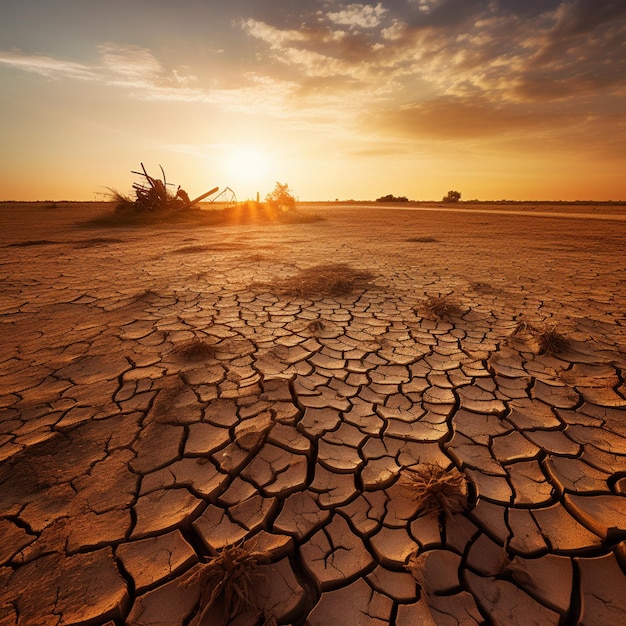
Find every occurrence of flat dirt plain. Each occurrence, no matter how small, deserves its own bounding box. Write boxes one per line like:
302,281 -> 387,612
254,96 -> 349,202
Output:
0,201 -> 625,625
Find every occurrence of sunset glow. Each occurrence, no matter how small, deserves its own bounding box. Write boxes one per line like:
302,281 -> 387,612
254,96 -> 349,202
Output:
1,1 -> 625,201
223,146 -> 274,196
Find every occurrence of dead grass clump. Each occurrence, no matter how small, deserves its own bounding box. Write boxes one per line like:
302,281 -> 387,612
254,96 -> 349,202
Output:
406,236 -> 439,243
258,263 -> 374,298
172,244 -> 213,254
8,239 -> 58,247
74,237 -> 125,248
185,544 -> 268,625
308,320 -> 326,333
510,321 -> 569,355
401,464 -> 468,518
110,189 -> 136,213
536,324 -> 570,355
470,281 -> 497,294
170,339 -> 216,362
418,295 -> 465,322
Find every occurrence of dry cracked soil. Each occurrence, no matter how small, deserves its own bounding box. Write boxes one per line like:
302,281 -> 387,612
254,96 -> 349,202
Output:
0,201 -> 625,625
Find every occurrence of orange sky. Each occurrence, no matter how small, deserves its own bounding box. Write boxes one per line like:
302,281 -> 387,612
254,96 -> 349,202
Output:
1,1 -> 625,201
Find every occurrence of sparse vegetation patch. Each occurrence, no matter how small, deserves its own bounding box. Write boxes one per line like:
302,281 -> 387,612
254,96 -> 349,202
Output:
86,167 -> 320,227
7,240 -> 59,247
510,321 -> 570,355
255,263 -> 374,298
417,295 -> 466,322
406,236 -> 439,243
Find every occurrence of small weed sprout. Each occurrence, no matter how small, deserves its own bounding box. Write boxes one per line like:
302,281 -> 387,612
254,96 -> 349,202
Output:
401,464 -> 468,518
186,543 -> 268,625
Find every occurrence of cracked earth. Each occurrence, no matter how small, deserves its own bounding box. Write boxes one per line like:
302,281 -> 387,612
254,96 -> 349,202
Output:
1,202 -> 625,625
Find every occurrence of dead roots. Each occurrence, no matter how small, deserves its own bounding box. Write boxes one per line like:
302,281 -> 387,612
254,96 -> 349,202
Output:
401,464 -> 468,518
185,544 -> 269,625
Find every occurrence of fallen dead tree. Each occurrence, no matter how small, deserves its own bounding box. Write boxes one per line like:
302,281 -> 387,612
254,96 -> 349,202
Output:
113,163 -> 234,212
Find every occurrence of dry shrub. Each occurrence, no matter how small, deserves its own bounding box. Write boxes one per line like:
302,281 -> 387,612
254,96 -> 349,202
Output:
258,263 -> 373,298
418,295 -> 465,322
185,544 -> 269,625
401,464 -> 468,518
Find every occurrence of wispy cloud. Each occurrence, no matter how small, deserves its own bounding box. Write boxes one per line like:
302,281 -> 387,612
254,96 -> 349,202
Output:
0,44 -> 301,117
0,50 -> 94,80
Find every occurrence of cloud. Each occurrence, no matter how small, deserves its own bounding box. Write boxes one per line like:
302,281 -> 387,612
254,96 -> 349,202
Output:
98,43 -> 163,80
0,50 -> 93,80
240,17 -> 401,89
0,45 -> 301,118
365,92 -> 626,162
368,96 -> 561,140
327,3 -> 387,29
2,1 -> 626,143
550,0 -> 626,37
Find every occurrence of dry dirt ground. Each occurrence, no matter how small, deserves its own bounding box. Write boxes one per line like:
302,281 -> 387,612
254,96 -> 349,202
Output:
0,201 -> 625,626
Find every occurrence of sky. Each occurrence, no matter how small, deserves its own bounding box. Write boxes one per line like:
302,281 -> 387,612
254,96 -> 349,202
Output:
1,0 -> 625,202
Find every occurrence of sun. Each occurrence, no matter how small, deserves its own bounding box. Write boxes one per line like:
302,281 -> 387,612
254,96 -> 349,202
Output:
225,146 -> 271,187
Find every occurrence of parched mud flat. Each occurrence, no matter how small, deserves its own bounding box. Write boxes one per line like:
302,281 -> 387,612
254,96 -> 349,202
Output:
0,202 -> 625,625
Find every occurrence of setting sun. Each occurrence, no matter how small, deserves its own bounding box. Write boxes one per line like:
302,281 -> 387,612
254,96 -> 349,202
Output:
1,1 -> 626,622
0,1 -> 624,201
224,146 -> 273,199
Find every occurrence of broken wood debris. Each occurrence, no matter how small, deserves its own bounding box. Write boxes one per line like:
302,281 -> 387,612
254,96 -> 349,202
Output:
125,163 -> 220,212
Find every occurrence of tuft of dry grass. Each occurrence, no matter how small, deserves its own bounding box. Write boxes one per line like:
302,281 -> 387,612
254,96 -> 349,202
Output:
401,464 -> 468,518
109,189 -> 136,213
470,281 -> 498,294
536,324 -> 570,355
169,339 -> 216,362
510,321 -> 569,355
406,236 -> 439,243
257,263 -> 374,299
185,543 -> 269,625
417,295 -> 465,322
172,244 -> 213,254
74,237 -> 125,248
307,319 -> 326,333
7,239 -> 58,247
